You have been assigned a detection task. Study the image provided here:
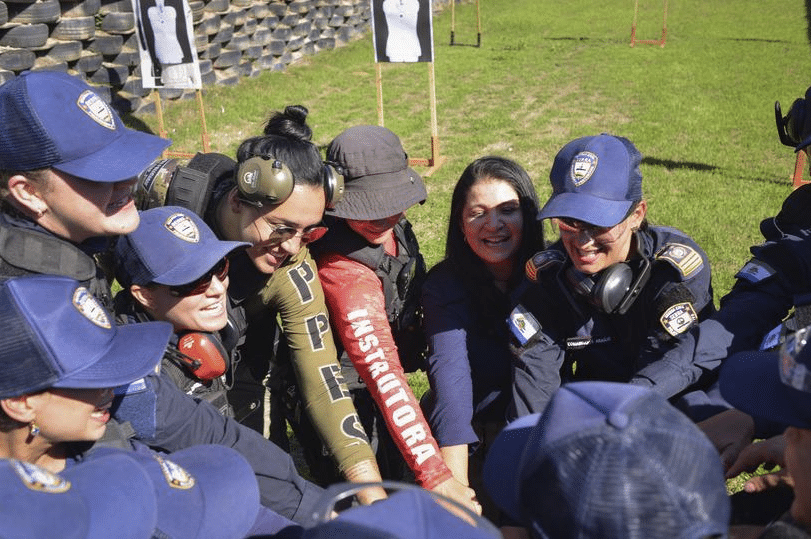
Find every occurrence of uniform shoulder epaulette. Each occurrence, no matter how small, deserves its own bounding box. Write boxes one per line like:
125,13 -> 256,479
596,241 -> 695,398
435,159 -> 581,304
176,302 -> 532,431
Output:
654,243 -> 703,280
525,249 -> 565,282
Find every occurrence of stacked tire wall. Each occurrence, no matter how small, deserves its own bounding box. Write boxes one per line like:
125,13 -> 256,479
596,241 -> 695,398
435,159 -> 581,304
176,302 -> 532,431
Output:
0,0 -> 421,115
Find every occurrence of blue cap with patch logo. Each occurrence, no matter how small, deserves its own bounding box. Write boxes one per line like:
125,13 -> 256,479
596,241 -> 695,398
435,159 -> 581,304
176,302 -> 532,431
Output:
0,275 -> 172,398
0,454 -> 157,539
720,324 -> 811,429
483,381 -> 730,539
89,444 -> 261,539
114,206 -> 249,289
539,134 -> 643,228
0,71 -> 170,182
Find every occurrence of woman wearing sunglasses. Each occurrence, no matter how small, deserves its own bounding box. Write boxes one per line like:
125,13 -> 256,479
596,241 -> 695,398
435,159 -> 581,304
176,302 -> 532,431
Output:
134,105 -> 386,504
508,134 -> 721,423
114,206 -> 248,415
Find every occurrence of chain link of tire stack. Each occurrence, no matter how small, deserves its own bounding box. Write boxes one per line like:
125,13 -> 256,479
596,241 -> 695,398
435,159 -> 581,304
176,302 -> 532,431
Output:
0,0 -> 378,116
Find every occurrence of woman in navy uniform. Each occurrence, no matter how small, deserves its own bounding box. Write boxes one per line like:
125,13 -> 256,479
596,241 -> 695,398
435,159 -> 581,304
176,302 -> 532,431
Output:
508,134 -> 722,421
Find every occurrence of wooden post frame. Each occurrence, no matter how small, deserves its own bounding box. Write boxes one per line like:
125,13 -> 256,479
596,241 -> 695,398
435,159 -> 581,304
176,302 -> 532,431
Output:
450,0 -> 482,47
375,62 -> 447,177
630,0 -> 668,47
153,89 -> 210,159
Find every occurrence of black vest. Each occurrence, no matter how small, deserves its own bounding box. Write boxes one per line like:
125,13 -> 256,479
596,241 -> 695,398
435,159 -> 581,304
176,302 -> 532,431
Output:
311,217 -> 428,383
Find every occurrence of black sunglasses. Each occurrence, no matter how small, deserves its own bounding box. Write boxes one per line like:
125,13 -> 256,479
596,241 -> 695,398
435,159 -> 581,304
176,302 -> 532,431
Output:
168,258 -> 229,297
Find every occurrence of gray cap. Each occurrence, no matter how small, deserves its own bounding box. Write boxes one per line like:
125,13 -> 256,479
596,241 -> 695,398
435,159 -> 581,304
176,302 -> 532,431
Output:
326,125 -> 426,220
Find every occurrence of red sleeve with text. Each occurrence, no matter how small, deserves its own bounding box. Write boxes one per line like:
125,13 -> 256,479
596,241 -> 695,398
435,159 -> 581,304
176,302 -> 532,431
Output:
317,252 -> 452,489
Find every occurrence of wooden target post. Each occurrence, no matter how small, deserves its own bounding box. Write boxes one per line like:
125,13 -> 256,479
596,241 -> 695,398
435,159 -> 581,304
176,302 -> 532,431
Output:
630,0 -> 668,47
375,61 -> 447,177
450,0 -> 481,47
793,151 -> 808,188
154,89 -> 210,159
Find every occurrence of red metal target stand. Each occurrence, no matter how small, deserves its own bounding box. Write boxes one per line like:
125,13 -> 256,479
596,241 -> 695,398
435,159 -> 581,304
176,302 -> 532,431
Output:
630,0 -> 668,47
793,151 -> 809,188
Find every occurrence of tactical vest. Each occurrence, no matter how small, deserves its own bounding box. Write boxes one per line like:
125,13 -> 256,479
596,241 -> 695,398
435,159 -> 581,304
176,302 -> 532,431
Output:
312,217 -> 428,379
0,220 -> 114,308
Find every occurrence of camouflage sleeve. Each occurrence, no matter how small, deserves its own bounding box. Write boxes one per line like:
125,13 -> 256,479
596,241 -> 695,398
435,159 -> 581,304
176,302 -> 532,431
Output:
263,248 -> 376,475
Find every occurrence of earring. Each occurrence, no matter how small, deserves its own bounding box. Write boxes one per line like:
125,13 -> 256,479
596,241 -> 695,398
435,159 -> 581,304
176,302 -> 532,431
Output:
29,422 -> 40,438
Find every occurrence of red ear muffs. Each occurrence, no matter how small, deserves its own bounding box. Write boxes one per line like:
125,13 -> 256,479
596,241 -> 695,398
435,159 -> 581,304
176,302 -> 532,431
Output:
176,332 -> 228,381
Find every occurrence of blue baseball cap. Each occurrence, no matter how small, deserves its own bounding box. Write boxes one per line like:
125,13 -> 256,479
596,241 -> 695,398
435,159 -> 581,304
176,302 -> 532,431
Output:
0,275 -> 171,399
0,71 -> 170,182
483,382 -> 730,539
89,444 -> 260,539
303,485 -> 501,539
0,454 -> 157,539
539,134 -> 643,227
720,326 -> 811,429
115,206 -> 249,288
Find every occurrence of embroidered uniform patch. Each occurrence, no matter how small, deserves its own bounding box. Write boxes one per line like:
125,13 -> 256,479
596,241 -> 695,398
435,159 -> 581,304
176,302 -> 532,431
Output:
655,243 -> 703,278
153,455 -> 195,489
659,302 -> 697,337
77,90 -> 115,130
570,151 -> 598,186
735,259 -> 776,284
525,250 -> 565,282
72,286 -> 112,329
164,212 -> 200,243
11,460 -> 70,493
508,304 -> 541,346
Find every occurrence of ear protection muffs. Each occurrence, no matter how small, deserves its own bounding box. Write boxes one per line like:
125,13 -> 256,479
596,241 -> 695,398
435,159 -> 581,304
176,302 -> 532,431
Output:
235,155 -> 346,208
323,161 -> 345,208
776,94 -> 811,149
134,152 -> 234,216
165,331 -> 229,382
565,231 -> 652,315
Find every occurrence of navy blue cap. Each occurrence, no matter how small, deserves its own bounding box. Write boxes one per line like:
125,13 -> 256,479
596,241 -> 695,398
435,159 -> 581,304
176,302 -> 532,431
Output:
720,325 -> 811,429
484,381 -> 730,539
0,275 -> 171,399
89,444 -> 260,539
303,486 -> 500,539
539,134 -> 643,227
115,206 -> 248,288
0,454 -> 157,539
0,71 -> 170,181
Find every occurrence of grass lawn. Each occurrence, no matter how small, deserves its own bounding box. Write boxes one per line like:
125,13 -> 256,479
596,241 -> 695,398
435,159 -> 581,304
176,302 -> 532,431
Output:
127,0 -> 811,493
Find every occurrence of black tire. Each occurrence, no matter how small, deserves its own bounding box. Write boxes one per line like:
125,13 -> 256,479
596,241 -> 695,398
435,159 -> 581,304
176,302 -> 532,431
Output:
266,39 -> 284,56
0,23 -> 48,48
73,51 -> 103,73
188,1 -> 204,22
111,47 -> 139,67
101,11 -> 134,34
288,0 -> 314,14
200,68 -> 215,86
212,47 -> 240,68
211,25 -> 232,44
110,91 -> 142,114
266,3 -> 286,17
231,0 -> 253,6
48,39 -> 83,61
61,0 -> 101,17
229,34 -> 249,51
252,28 -> 271,46
51,15 -> 95,40
292,21 -> 311,38
121,75 -> 150,97
0,48 -> 34,71
222,8 -> 246,27
271,25 -> 291,42
99,0 -> 132,14
89,62 -> 129,86
199,41 -> 220,60
7,0 -> 59,24
0,2 -> 7,26
88,32 -> 123,56
196,13 -> 220,35
196,58 -> 212,74
203,0 -> 228,14
249,4 -> 270,19
33,56 -> 69,73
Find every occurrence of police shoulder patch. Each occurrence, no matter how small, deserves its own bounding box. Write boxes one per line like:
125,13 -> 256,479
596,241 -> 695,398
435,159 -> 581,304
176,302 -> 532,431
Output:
655,243 -> 703,279
735,259 -> 776,284
659,301 -> 698,337
525,249 -> 565,282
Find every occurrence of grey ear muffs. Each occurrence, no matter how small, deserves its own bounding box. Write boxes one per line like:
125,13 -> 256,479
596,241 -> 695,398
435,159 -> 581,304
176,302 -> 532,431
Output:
565,232 -> 651,315
236,156 -> 294,207
323,161 -> 345,208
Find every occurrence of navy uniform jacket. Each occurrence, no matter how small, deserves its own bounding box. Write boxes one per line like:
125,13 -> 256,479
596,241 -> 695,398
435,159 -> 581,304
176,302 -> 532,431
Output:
508,225 -> 719,419
0,211 -> 322,523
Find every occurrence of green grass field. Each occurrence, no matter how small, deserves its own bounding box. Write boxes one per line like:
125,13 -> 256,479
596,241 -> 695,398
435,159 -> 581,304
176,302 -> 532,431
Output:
128,0 -> 811,493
